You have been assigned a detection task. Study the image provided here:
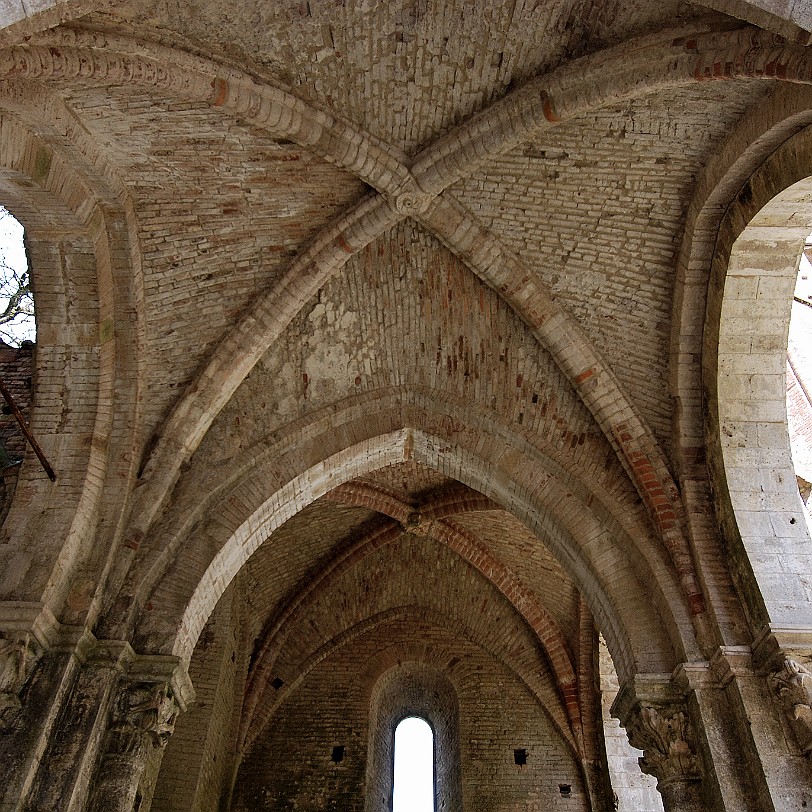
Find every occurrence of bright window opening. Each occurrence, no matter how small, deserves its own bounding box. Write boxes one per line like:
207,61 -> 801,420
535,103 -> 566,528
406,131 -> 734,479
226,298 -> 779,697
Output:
788,237 -> 812,514
393,716 -> 434,812
0,207 -> 33,346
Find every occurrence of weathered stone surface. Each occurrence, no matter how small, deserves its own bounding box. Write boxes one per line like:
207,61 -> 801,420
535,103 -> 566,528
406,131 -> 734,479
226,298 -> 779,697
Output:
768,657 -> 812,756
0,2 -> 810,810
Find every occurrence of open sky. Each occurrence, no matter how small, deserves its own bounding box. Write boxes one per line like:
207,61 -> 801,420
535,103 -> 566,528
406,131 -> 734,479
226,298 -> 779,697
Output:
0,208 -> 34,344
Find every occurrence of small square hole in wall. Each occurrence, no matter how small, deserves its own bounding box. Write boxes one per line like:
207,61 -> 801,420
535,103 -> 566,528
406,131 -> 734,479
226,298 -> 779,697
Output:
513,748 -> 527,766
331,745 -> 345,763
271,677 -> 284,690
559,783 -> 572,798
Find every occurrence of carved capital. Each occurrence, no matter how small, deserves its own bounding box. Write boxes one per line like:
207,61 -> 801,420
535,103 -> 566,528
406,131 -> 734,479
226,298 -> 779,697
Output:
625,703 -> 700,786
106,681 -> 179,756
768,657 -> 812,756
0,632 -> 42,732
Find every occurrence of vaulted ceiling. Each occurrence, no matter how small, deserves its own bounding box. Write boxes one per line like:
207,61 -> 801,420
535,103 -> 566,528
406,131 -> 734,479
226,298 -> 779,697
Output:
1,0 -> 809,794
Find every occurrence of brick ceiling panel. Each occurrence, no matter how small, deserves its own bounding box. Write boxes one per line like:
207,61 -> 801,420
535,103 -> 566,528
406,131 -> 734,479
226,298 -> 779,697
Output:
450,81 -> 766,450
192,220 -> 619,486
451,510 -> 580,643
50,86 -> 366,436
102,0 -> 710,154
356,460 -> 454,500
243,501 -> 381,638
237,462 -> 579,655
268,533 -> 556,690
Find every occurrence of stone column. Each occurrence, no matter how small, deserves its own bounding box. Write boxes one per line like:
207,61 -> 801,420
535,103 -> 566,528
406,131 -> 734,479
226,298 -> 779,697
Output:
89,681 -> 179,812
89,657 -> 193,812
705,642 -> 812,810
613,678 -> 702,812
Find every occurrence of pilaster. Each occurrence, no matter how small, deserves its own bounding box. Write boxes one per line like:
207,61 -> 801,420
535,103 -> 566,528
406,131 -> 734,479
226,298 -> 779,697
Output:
0,599 -> 193,812
88,655 -> 192,812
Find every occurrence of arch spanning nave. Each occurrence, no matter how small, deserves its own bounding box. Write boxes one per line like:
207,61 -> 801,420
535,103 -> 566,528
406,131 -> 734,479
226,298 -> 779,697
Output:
2,1 -> 812,809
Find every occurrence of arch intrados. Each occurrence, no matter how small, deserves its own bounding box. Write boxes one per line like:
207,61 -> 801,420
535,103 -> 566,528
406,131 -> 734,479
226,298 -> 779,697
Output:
155,425 -> 679,683
124,385 -> 654,622
121,393 -> 657,681
124,389 -> 673,660
240,503 -> 579,743
713,169 -> 812,633
0,78 -> 129,202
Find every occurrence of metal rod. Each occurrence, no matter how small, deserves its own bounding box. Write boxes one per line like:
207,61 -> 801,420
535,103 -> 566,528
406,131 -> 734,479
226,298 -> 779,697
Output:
0,377 -> 55,481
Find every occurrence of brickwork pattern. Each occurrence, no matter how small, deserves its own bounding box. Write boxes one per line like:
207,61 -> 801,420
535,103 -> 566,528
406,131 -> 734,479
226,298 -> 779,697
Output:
0,341 -> 33,523
2,3 -> 812,811
233,620 -> 588,812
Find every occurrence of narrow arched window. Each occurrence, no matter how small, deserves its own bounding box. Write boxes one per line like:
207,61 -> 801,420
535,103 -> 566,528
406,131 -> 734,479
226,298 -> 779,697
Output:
393,716 -> 434,812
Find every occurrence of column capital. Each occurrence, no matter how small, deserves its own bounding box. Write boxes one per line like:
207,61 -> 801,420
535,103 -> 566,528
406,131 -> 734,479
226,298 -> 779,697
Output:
106,681 -> 180,756
612,675 -> 701,788
89,657 -> 193,812
767,656 -> 812,757
101,649 -> 194,755
0,631 -> 40,732
130,653 -> 195,713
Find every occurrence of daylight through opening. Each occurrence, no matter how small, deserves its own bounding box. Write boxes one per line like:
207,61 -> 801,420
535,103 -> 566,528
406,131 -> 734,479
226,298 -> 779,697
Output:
788,235 -> 812,519
393,716 -> 434,812
0,207 -> 33,346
